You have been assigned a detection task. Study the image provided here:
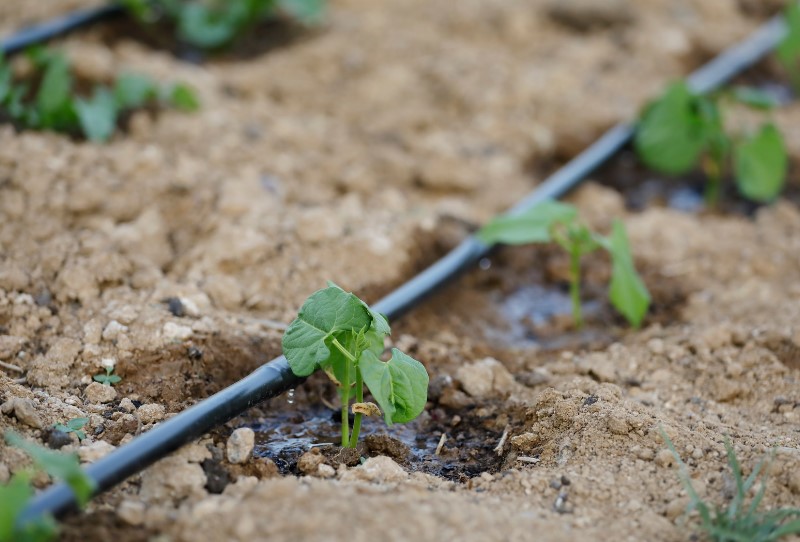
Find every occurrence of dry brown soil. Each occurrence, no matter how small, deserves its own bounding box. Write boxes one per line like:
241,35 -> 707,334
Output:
2,1 -> 800,541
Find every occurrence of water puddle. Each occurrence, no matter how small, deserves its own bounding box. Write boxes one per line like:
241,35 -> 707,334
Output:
250,403 -> 505,481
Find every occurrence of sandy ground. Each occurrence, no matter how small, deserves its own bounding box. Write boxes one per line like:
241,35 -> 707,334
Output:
2,0 -> 800,540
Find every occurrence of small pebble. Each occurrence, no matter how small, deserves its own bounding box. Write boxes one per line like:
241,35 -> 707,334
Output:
117,500 -> 146,526
46,428 -> 75,449
119,398 -> 136,413
654,449 -> 676,468
162,322 -> 193,342
79,440 -> 116,463
85,381 -> 118,404
102,320 -> 128,341
1,398 -> 44,429
137,403 -> 166,424
226,428 -> 255,464
317,464 -> 336,478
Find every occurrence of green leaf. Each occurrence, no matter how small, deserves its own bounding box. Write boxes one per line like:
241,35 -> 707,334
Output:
114,73 -> 157,109
76,88 -> 117,142
0,64 -> 12,104
35,54 -> 71,120
477,201 -> 578,245
0,472 -> 33,542
5,432 -> 95,507
777,3 -> 800,75
66,418 -> 88,431
606,220 -> 650,328
733,123 -> 787,203
166,84 -> 199,112
282,285 -> 372,377
178,4 -> 239,49
359,348 -> 428,425
634,82 -> 709,175
730,86 -> 777,110
278,0 -> 325,23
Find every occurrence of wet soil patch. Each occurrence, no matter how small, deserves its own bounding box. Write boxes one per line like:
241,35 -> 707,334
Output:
249,397 -> 511,482
394,242 -> 688,356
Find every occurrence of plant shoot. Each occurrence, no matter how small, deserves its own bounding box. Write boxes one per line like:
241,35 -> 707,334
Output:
282,283 -> 428,448
478,201 -> 650,329
635,81 -> 787,206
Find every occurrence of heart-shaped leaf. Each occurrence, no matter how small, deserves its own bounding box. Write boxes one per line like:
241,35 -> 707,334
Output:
282,285 -> 372,377
607,220 -> 650,328
359,348 -> 428,425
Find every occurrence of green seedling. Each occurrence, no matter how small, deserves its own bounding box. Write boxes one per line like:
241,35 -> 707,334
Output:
777,2 -> 800,91
635,81 -> 787,206
1,432 -> 95,542
93,366 -> 121,386
122,0 -> 325,50
282,283 -> 428,448
53,417 -> 89,442
478,201 -> 650,329
0,47 -> 198,142
661,431 -> 800,542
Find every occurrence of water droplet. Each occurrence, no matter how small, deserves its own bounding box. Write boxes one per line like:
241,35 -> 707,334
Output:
286,389 -> 295,405
479,258 -> 491,270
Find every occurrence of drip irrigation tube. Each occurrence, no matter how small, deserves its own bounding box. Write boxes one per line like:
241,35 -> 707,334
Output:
16,10 -> 790,529
0,4 -> 124,56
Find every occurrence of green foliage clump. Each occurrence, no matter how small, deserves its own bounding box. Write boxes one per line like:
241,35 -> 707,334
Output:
777,2 -> 800,91
0,432 -> 95,542
635,81 -> 787,206
54,418 -> 89,442
662,431 -> 800,542
122,0 -> 325,50
282,283 -> 428,448
93,366 -> 122,386
478,201 -> 650,329
0,47 -> 198,142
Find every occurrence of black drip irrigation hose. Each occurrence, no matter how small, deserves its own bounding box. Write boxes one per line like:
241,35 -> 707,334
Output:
0,4 -> 124,56
16,11 -> 789,528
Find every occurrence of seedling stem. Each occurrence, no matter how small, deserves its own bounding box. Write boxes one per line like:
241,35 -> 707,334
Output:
568,246 -> 583,329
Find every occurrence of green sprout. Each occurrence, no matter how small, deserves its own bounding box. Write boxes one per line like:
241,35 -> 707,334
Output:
661,431 -> 800,542
478,201 -> 650,329
634,81 -> 787,207
53,418 -> 89,442
1,432 -> 95,542
93,366 -> 121,386
121,0 -> 326,50
0,47 -> 198,142
282,283 -> 428,448
777,2 -> 800,92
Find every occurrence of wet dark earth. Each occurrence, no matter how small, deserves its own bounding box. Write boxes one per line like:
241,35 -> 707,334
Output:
247,399 -> 513,482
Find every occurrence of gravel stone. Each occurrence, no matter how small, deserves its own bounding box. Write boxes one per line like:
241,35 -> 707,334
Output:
85,382 -> 118,404
137,403 -> 166,424
79,440 -> 116,463
1,398 -> 44,429
226,428 -> 255,464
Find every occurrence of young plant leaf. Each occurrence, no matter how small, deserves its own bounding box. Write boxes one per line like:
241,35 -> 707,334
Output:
634,82 -> 708,175
282,285 -> 372,377
359,348 -> 428,425
76,88 -> 118,142
166,84 -> 200,112
777,3 -> 800,87
6,432 -> 95,507
730,86 -> 777,110
733,123 -> 787,203
477,200 -> 578,245
114,73 -> 157,109
35,54 -> 71,120
178,4 -> 239,49
66,418 -> 88,431
278,0 -> 325,23
607,220 -> 650,328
